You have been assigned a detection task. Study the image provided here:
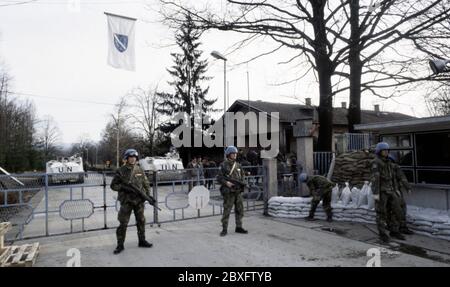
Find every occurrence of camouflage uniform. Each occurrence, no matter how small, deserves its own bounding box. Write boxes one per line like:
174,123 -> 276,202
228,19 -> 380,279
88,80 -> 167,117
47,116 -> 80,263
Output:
111,163 -> 151,245
217,159 -> 245,229
306,175 -> 334,219
370,156 -> 403,237
392,163 -> 411,231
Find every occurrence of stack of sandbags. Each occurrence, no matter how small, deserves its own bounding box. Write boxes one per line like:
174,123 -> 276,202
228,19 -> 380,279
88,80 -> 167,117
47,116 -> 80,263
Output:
406,206 -> 450,241
331,151 -> 375,188
268,196 -> 450,242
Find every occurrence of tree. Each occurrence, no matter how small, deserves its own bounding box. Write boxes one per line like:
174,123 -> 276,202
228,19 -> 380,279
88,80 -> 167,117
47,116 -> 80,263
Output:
36,115 -> 61,164
157,13 -> 217,159
343,0 -> 450,132
160,0 -> 355,151
110,96 -> 131,168
128,86 -> 164,156
426,84 -> 450,116
0,64 -> 38,172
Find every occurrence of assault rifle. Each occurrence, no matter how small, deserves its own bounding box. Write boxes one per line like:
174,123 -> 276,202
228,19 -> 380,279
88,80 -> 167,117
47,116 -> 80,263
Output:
121,183 -> 162,211
222,176 -> 248,192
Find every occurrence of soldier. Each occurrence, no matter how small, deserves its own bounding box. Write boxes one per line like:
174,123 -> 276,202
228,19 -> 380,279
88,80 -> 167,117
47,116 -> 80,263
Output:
299,173 -> 334,222
217,146 -> 248,237
370,142 -> 405,243
389,154 -> 414,235
110,149 -> 153,254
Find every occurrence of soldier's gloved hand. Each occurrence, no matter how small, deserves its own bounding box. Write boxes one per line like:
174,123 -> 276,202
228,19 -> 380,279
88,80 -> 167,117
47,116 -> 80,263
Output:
373,194 -> 380,201
226,181 -> 234,188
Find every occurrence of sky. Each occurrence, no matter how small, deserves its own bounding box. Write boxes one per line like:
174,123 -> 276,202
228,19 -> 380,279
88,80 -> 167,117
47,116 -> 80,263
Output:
0,0 -> 432,145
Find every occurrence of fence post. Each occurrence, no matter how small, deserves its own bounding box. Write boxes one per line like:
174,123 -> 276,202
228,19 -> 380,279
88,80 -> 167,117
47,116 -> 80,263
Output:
102,171 -> 107,229
263,158 -> 277,216
44,173 -> 49,236
152,171 -> 160,227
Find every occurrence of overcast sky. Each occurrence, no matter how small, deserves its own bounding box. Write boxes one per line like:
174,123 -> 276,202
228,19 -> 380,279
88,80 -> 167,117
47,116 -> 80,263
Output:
0,0 -> 431,146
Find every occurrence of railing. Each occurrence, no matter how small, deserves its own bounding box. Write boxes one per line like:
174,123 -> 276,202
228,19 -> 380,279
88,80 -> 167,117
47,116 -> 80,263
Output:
313,152 -> 335,176
0,166 -> 266,241
344,133 -> 371,152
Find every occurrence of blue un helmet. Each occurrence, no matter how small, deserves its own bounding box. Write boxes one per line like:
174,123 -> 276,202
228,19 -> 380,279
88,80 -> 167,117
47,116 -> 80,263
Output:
225,146 -> 238,157
299,173 -> 308,183
375,142 -> 390,155
123,149 -> 139,160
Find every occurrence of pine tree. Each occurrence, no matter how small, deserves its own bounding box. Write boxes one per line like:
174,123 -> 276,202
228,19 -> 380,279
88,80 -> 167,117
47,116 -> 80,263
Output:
157,13 -> 216,139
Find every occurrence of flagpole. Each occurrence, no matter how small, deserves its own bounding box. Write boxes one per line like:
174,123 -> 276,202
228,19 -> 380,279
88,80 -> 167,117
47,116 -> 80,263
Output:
104,12 -> 137,21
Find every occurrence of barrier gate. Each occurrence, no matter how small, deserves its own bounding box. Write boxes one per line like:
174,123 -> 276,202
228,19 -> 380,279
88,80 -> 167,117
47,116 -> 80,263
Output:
0,166 -> 266,241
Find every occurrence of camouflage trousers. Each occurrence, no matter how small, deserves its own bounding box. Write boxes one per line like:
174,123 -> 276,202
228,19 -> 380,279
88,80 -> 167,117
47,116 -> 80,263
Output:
116,201 -> 146,245
310,188 -> 332,218
221,191 -> 244,229
375,191 -> 402,236
388,191 -> 408,230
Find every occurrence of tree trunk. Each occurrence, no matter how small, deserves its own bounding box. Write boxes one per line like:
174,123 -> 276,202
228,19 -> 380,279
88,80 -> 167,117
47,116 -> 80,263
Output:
348,0 -> 362,133
316,63 -> 334,151
312,0 -> 334,151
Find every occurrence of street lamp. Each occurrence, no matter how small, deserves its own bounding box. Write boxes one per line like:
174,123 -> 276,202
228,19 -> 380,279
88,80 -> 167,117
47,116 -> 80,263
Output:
211,50 -> 228,153
429,59 -> 450,75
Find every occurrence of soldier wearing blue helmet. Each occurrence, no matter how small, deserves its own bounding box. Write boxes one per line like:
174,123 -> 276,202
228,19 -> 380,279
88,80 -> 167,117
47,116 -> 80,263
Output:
370,142 -> 405,243
217,146 -> 248,236
110,148 -> 153,254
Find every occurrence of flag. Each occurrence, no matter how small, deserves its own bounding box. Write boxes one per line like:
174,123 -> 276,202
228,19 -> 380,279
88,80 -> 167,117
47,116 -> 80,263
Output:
106,13 -> 136,71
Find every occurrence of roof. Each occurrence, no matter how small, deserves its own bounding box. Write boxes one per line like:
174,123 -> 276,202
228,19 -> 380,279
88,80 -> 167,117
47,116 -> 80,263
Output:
354,115 -> 450,133
228,99 -> 415,125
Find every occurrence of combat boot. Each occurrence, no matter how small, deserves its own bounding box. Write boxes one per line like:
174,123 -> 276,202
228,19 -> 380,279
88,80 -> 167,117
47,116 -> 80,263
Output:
113,244 -> 124,254
326,211 -> 333,222
138,239 -> 153,248
379,233 -> 390,244
390,231 -> 406,241
220,228 -> 227,237
235,227 -> 248,234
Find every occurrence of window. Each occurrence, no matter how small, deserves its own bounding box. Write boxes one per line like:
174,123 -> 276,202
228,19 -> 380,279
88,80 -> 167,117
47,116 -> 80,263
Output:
382,134 -> 412,148
416,132 -> 450,167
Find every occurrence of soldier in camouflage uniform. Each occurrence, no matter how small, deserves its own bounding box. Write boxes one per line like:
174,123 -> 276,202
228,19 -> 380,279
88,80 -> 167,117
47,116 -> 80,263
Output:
370,142 -> 405,243
217,146 -> 248,237
110,149 -> 153,254
389,155 -> 414,235
299,173 -> 334,222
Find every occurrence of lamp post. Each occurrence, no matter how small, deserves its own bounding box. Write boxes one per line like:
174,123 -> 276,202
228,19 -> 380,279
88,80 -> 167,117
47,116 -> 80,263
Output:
211,50 -> 228,153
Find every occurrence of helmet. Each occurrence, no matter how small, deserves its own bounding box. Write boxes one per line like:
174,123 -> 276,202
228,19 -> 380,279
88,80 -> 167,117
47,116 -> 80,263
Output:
123,149 -> 139,160
225,146 -> 238,156
299,173 -> 308,183
375,142 -> 390,155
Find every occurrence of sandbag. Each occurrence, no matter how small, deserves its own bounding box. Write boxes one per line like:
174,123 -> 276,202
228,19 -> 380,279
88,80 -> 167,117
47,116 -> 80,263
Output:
357,181 -> 369,207
350,187 -> 360,207
331,184 -> 340,204
340,182 -> 352,206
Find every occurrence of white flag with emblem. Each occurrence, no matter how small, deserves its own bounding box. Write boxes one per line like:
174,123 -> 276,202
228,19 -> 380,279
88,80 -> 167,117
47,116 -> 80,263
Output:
106,13 -> 136,71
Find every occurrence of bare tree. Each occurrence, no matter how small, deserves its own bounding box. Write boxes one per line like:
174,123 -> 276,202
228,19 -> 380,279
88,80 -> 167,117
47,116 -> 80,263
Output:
110,96 -> 131,167
36,115 -> 61,163
128,86 -> 164,156
426,84 -> 450,116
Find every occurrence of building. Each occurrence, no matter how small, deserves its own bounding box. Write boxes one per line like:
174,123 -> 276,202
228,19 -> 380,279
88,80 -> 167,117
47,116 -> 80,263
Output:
227,99 -> 415,154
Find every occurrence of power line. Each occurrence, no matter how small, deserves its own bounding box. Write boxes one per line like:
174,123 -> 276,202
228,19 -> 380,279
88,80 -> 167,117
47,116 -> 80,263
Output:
0,0 -> 38,7
8,91 -> 116,106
